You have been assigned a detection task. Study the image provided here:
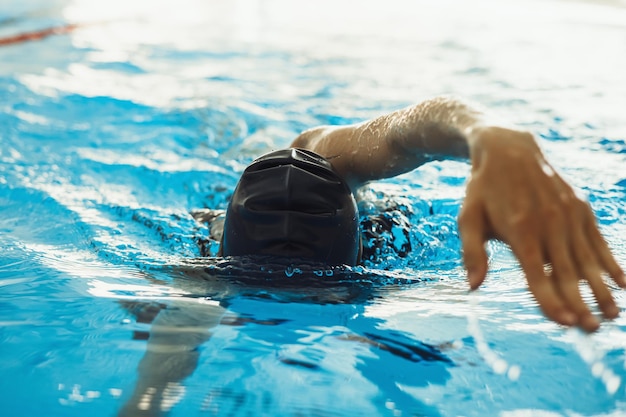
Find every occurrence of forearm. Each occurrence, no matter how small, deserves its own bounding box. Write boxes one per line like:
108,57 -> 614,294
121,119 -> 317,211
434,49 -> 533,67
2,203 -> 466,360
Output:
292,96 -> 519,188
385,96 -> 483,160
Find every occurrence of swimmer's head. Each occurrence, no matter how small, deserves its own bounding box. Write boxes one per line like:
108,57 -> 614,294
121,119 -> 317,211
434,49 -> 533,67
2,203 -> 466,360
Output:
221,148 -> 361,265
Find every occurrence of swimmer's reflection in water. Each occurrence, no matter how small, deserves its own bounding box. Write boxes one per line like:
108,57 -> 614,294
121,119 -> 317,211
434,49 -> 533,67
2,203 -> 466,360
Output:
117,263 -> 453,417
117,97 -> 625,416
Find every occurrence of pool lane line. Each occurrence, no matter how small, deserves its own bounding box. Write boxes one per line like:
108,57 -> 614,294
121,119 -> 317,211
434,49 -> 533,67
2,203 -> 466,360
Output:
0,23 -> 82,47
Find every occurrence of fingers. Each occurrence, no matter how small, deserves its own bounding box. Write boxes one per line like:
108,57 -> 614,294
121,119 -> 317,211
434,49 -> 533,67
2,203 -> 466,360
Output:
458,198 -> 489,290
583,210 -> 626,288
569,222 -> 619,320
541,214 -> 600,331
549,266 -> 600,332
526,198 -> 623,331
512,238 -> 578,327
586,273 -> 619,319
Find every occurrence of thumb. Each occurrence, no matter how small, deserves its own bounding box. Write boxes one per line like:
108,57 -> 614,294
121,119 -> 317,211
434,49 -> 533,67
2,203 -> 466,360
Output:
458,202 -> 489,290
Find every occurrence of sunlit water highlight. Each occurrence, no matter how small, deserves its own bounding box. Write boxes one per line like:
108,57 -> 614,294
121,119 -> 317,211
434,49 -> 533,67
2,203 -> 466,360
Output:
1,0 -> 626,416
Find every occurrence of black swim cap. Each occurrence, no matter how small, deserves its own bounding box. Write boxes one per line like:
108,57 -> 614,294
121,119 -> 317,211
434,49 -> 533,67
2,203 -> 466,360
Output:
221,148 -> 360,265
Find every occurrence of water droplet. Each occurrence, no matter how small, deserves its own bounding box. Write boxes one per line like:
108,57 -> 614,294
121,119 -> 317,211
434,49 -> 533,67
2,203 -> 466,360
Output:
591,362 -> 605,378
493,359 -> 508,374
604,374 -> 620,395
109,388 -> 123,398
507,365 -> 521,381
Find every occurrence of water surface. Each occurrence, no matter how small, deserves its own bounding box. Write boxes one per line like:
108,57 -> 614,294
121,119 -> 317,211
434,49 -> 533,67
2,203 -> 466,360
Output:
1,1 -> 626,416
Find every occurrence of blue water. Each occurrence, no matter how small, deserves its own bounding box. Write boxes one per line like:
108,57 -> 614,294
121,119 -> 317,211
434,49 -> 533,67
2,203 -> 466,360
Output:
1,1 -> 626,416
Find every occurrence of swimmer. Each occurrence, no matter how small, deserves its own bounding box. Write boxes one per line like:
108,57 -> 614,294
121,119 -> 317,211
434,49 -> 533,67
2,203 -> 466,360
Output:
193,96 -> 625,332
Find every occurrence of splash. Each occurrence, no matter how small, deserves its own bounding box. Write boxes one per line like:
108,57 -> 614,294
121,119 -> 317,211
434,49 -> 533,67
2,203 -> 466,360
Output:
567,327 -> 622,395
467,291 -> 522,381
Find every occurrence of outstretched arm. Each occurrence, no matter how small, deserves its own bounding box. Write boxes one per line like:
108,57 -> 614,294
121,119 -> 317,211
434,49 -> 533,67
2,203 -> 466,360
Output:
291,96 -> 479,189
291,96 -> 625,332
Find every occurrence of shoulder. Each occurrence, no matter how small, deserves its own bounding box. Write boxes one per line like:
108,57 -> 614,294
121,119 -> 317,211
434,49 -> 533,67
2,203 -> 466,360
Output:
290,124 -> 371,190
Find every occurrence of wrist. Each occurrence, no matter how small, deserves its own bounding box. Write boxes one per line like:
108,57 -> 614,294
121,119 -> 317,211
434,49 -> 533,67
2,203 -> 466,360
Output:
466,126 -> 541,169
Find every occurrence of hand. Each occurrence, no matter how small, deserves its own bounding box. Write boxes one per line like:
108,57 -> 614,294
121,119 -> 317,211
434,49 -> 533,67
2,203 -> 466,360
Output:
458,126 -> 625,332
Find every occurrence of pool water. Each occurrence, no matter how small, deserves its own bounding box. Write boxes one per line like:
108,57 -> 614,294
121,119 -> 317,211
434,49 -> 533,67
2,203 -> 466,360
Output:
1,0 -> 626,416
